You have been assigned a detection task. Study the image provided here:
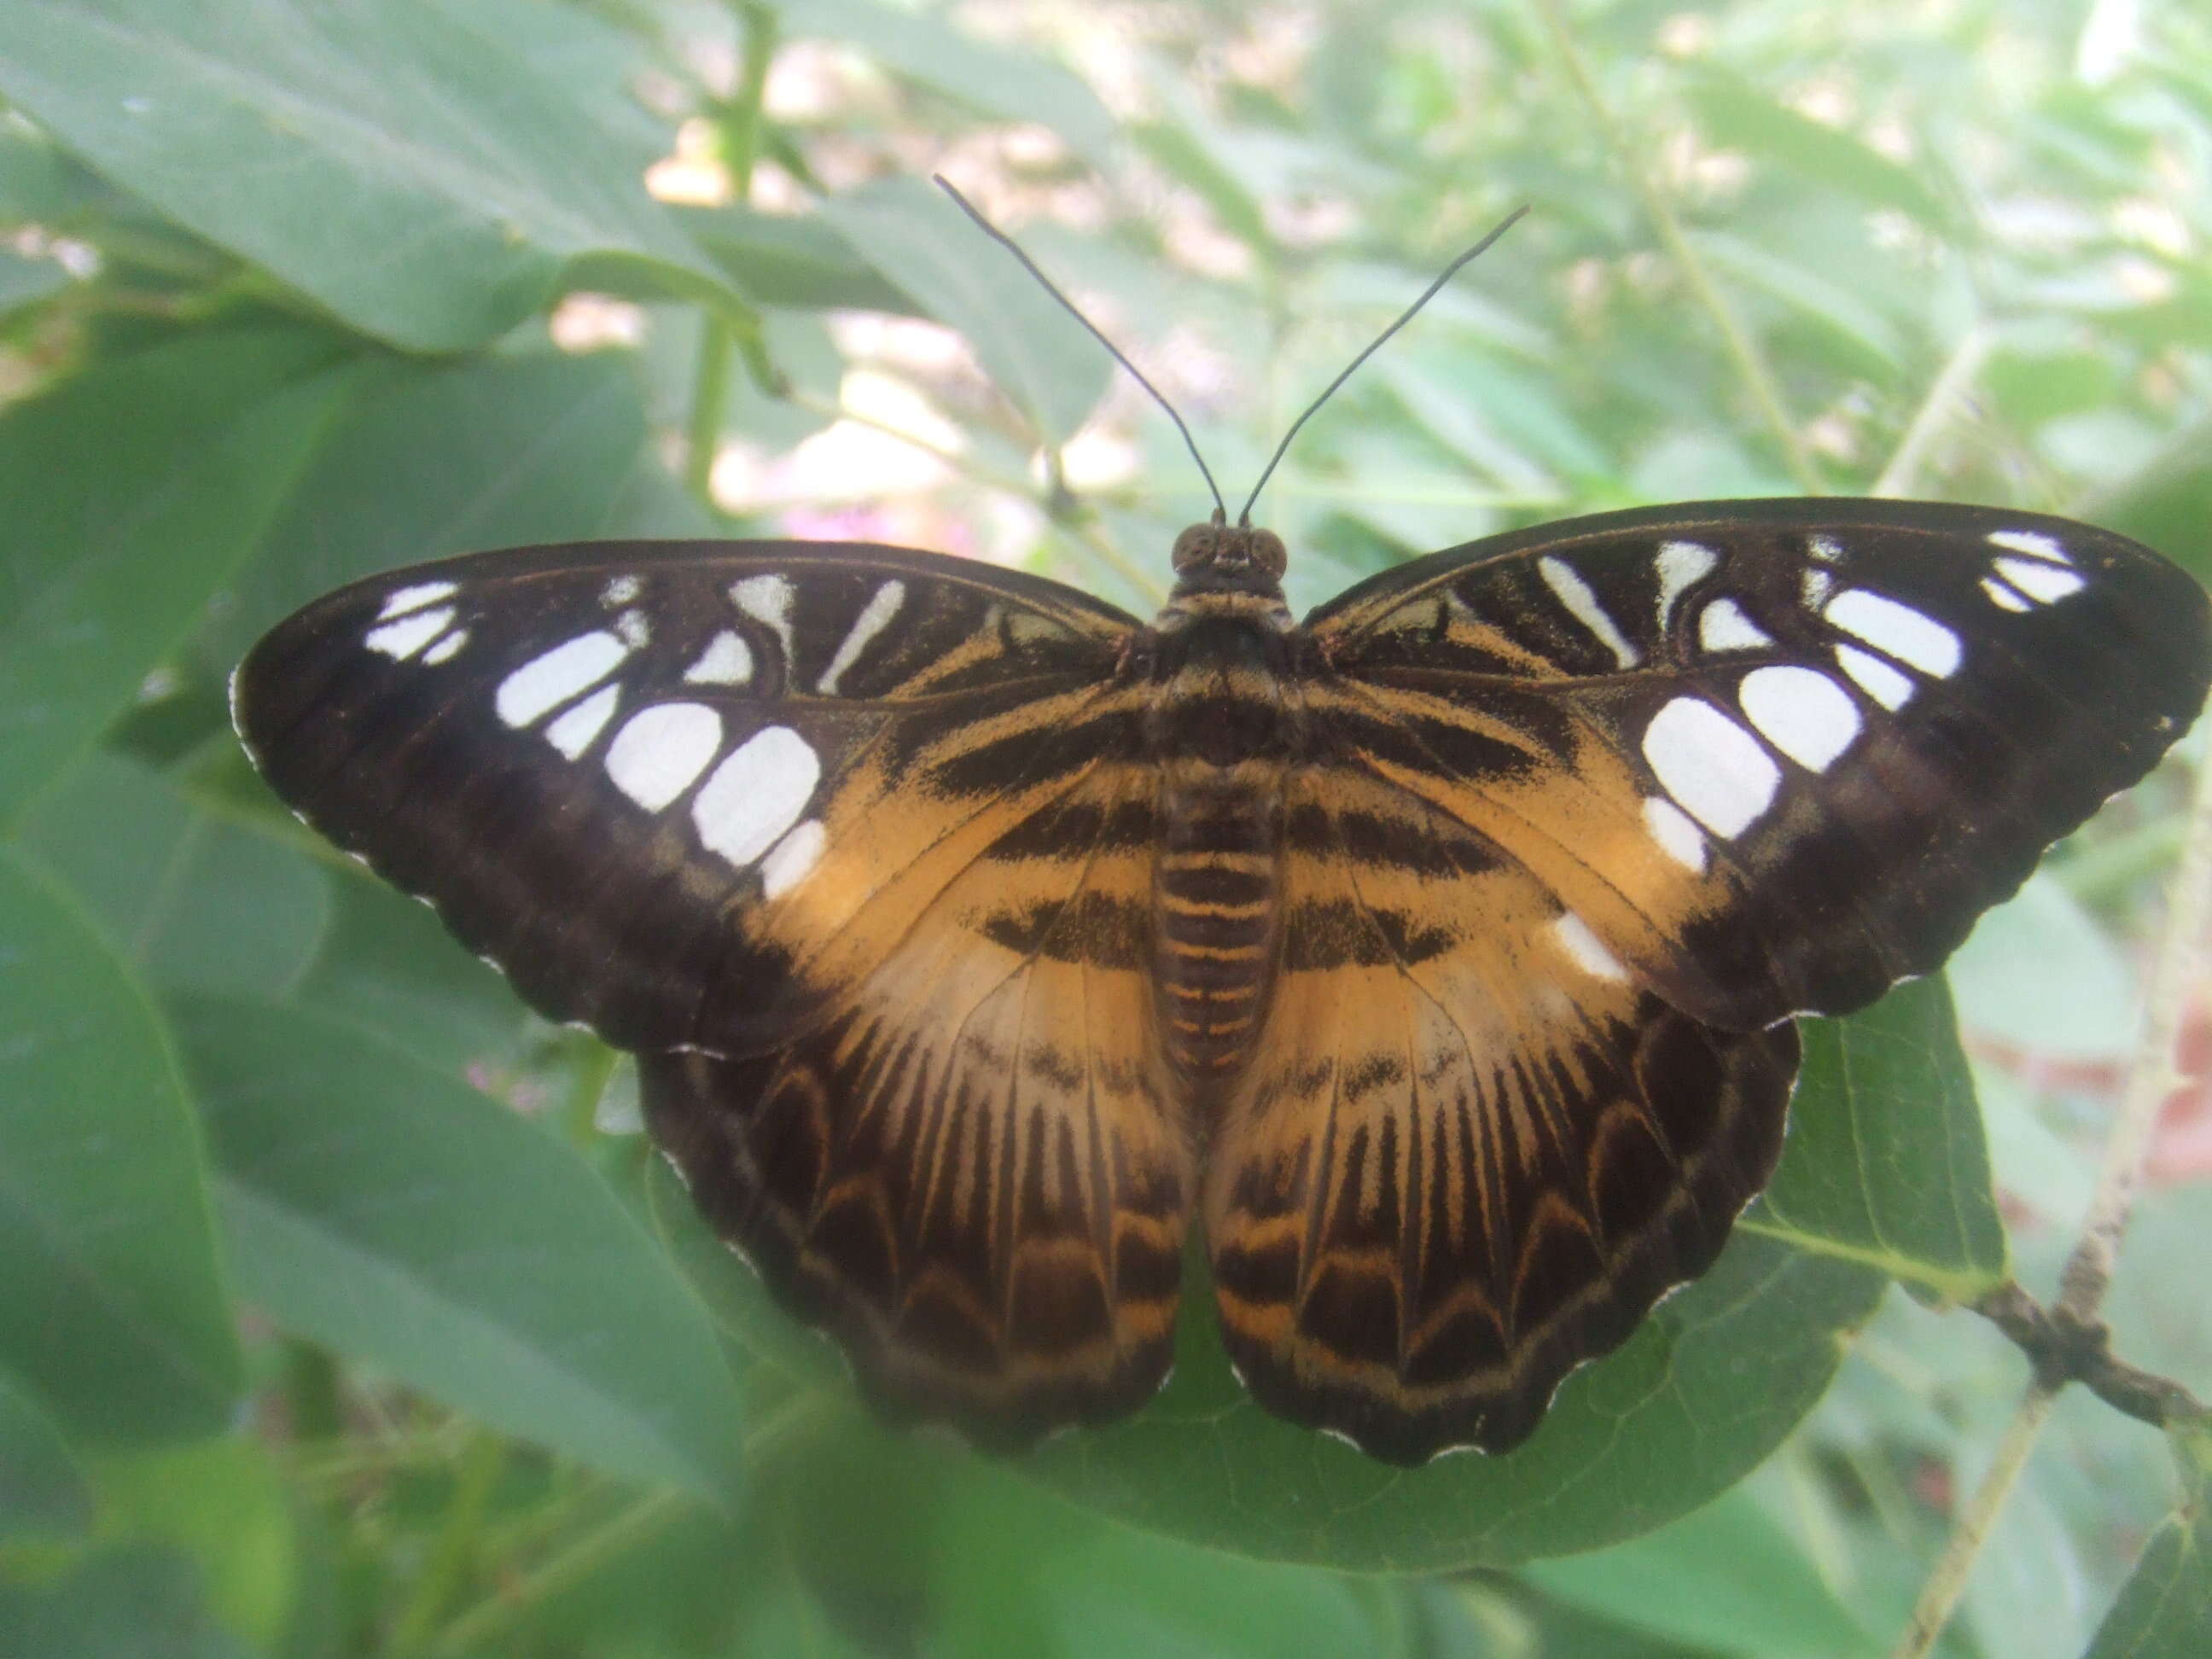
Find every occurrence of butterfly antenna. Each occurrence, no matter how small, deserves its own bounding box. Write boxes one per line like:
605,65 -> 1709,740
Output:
1235,204 -> 1531,527
933,175 -> 1228,524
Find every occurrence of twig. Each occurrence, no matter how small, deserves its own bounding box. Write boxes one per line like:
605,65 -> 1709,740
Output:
1973,1280 -> 2206,1428
1531,0 -> 1825,494
1873,324 -> 1993,498
1889,729 -> 2212,1658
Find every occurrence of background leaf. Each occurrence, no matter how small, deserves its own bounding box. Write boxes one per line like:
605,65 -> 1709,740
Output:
172,995 -> 747,1503
0,326 -> 358,828
0,848 -> 241,1444
0,0 -> 737,351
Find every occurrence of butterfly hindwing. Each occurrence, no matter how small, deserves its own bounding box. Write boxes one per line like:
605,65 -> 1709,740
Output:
1310,498 -> 2210,1033
643,759 -> 1193,1445
233,539 -> 1143,1052
1206,765 -> 1799,1464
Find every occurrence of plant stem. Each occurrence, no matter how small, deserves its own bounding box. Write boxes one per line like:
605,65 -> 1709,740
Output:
1531,0 -> 1824,494
1875,324 -> 1993,498
390,1434 -> 505,1655
1890,723 -> 2212,1656
431,1491 -> 687,1656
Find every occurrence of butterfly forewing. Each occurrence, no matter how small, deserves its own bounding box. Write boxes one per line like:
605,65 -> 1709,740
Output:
1312,499 -> 2212,1032
233,539 -> 1142,1052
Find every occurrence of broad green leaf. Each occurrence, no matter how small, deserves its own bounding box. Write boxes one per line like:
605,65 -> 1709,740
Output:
20,752 -> 330,998
287,874 -> 530,1077
1749,978 -> 2009,1301
2080,414 -> 2212,588
931,1456 -> 1397,1659
675,204 -> 921,315
173,995 -> 746,1503
96,1438 -> 295,1650
0,248 -> 67,317
1685,76 -> 1957,232
0,0 -> 737,352
0,847 -> 242,1444
1022,1231 -> 1878,1569
0,1364 -> 94,1540
208,348 -> 690,667
1523,1476 -> 1871,1657
781,0 -> 1116,167
0,1540 -> 249,1659
0,325 -> 359,828
1692,231 -> 1906,375
822,177 -> 1112,445
2085,1427 -> 2212,1659
0,109 -> 108,221
1949,873 -> 2138,1061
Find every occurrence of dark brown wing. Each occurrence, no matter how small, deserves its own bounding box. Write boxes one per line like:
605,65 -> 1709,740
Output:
236,538 -> 1191,1443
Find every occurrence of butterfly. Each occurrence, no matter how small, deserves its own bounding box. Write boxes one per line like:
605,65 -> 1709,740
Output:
233,493 -> 2209,1465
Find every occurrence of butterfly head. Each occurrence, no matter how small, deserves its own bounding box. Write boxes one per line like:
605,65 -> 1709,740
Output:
1170,520 -> 1289,595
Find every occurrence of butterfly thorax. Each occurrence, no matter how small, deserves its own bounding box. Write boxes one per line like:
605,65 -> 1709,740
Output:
1144,523 -> 1304,1088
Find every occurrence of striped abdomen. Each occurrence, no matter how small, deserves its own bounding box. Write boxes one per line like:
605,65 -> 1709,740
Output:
1154,760 -> 1284,1083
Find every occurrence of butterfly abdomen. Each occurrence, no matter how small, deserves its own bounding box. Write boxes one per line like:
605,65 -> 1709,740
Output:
1144,594 -> 1303,1086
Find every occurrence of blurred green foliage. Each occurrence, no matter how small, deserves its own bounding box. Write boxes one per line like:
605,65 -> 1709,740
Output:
0,0 -> 2208,1654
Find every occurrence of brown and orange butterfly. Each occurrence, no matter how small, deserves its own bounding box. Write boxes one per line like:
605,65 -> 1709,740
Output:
236,490 -> 2208,1464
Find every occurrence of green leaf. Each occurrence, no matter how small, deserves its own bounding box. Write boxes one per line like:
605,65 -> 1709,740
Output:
0,1541 -> 250,1659
1018,1232 -> 1877,1570
1749,977 -> 2009,1301
0,247 -> 67,317
1691,230 -> 1907,375
95,1437 -> 296,1650
20,752 -> 331,998
1522,1476 -> 1871,1656
0,847 -> 242,1444
0,1363 -> 94,1540
821,177 -> 1112,445
1949,872 -> 2138,1062
0,0 -> 738,352
675,204 -> 922,315
2086,1426 -> 2212,1659
208,349 -> 685,667
172,995 -> 747,1503
0,324 -> 359,829
1685,75 -> 1957,233
781,0 -> 1117,168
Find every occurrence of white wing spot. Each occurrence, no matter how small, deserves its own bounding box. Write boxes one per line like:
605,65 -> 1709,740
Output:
1981,577 -> 2033,613
613,608 -> 650,649
1834,644 -> 1913,711
760,819 -> 827,899
818,579 -> 906,695
684,630 -> 754,686
1807,535 -> 1845,563
1824,589 -> 1961,677
421,628 -> 468,666
1653,539 -> 1718,630
377,580 -> 458,620
1698,598 -> 1773,653
1994,556 -> 2085,603
364,607 -> 455,661
601,574 -> 642,606
1551,913 -> 1628,983
1643,796 -> 1708,872
1988,528 -> 2072,566
1739,666 -> 1861,771
693,725 -> 819,866
1802,568 -> 1836,608
544,684 -> 620,758
497,632 -> 630,727
1643,698 -> 1781,837
1539,556 -> 1640,667
605,702 -> 724,811
732,574 -> 797,664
